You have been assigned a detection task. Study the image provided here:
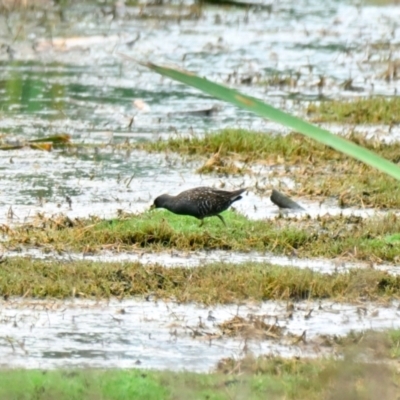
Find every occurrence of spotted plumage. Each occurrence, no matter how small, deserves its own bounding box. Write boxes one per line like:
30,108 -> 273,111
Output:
152,186 -> 246,226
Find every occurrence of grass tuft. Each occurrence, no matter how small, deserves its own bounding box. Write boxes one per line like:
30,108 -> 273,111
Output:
1,257 -> 400,302
306,97 -> 400,124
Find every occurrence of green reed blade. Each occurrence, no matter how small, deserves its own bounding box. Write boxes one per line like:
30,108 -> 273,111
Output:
142,61 -> 400,181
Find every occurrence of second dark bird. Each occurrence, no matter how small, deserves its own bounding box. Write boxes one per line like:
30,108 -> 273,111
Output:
152,186 -> 247,226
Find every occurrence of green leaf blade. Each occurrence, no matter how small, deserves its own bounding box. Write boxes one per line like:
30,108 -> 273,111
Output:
144,62 -> 400,182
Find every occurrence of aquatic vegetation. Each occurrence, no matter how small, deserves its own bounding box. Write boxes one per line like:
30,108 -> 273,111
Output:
1,257 -> 400,302
307,97 -> 400,124
137,129 -> 400,163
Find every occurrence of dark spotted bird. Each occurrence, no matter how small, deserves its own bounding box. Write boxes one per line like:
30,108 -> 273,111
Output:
151,186 -> 247,226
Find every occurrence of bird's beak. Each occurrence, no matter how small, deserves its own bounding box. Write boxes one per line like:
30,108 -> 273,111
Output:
149,204 -> 155,211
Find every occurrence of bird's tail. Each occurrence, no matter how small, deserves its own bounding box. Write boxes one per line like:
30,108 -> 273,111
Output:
231,188 -> 247,202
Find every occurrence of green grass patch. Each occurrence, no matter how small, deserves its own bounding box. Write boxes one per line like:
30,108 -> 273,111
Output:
135,128 -> 400,165
5,212 -> 400,263
2,257 -> 400,302
306,97 -> 400,124
0,369 -> 167,400
134,129 -> 367,162
5,210 -> 309,254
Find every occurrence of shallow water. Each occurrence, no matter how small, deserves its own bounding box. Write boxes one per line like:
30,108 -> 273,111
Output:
1,0 -> 400,371
5,247 -> 400,275
0,0 -> 400,223
1,298 -> 399,371
0,146 -> 389,224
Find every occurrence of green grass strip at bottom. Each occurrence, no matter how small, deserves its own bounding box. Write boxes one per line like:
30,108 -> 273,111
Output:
0,369 -> 167,400
1,345 -> 400,400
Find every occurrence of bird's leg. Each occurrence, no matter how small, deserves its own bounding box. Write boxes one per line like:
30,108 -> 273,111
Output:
199,219 -> 204,227
216,214 -> 226,227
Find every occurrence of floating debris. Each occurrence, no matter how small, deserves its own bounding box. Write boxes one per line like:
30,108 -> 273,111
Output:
0,135 -> 71,152
133,99 -> 151,112
172,105 -> 220,117
198,0 -> 272,11
197,145 -> 245,174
